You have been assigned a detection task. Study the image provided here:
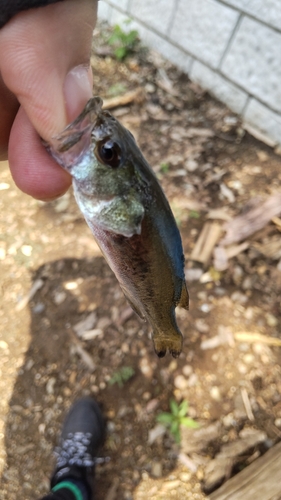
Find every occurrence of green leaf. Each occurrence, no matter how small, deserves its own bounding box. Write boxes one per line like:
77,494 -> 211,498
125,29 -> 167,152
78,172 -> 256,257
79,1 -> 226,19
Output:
181,417 -> 200,429
126,30 -> 138,45
108,33 -> 120,45
170,399 -> 179,416
157,412 -> 174,424
173,428 -> 181,444
170,421 -> 179,434
178,400 -> 188,418
160,162 -> 169,173
115,46 -> 127,60
189,210 -> 200,219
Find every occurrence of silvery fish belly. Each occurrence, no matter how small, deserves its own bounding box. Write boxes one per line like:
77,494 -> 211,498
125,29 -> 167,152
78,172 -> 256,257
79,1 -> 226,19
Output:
46,97 -> 189,358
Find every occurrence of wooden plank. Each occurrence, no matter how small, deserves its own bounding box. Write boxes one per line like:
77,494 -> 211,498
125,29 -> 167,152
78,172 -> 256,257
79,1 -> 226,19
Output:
209,442 -> 281,500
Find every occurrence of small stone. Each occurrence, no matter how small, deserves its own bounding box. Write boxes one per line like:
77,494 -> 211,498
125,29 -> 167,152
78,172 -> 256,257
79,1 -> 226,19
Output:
196,469 -> 204,481
244,307 -> 254,320
151,461 -> 162,478
210,386 -> 221,402
242,276 -> 253,290
188,373 -> 198,387
182,365 -> 193,377
53,291 -> 66,305
46,377 -> 56,395
185,159 -> 199,172
243,354 -> 255,364
0,340 -> 8,350
145,83 -> 156,93
148,424 -> 166,445
185,268 -> 203,281
64,281 -> 79,290
139,358 -> 153,378
274,418 -> 281,428
0,248 -> 6,260
266,313 -> 278,327
231,291 -> 248,304
142,391 -> 151,401
145,398 -> 159,413
21,245 -> 32,257
201,303 -> 211,313
174,375 -> 188,390
195,319 -> 209,333
238,343 -> 250,352
223,413 -> 235,428
107,421 -> 115,433
237,362 -> 247,374
32,303 -> 45,314
180,472 -> 192,482
168,360 -> 178,372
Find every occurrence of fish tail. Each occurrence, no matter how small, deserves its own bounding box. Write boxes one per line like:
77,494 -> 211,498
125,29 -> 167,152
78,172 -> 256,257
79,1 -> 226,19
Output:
152,325 -> 183,359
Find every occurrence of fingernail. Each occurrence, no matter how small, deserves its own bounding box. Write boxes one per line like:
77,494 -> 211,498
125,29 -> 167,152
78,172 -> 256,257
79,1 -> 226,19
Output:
64,65 -> 93,121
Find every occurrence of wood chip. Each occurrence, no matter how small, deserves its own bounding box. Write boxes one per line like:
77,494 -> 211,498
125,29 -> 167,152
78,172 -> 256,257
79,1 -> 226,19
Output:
207,208 -> 232,221
190,222 -> 222,264
73,312 -> 97,337
272,216 -> 281,228
102,88 -> 144,109
252,235 -> 281,259
104,478 -> 119,500
234,331 -> 281,347
178,453 -> 198,473
156,68 -> 179,97
220,192 -> 281,246
186,127 -> 214,138
72,343 -> 96,372
16,279 -> 44,311
214,242 -> 250,270
241,388 -> 255,421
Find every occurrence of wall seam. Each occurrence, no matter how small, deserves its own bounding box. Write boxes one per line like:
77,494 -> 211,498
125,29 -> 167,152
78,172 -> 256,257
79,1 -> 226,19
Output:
218,12 -> 243,70
215,0 -> 281,35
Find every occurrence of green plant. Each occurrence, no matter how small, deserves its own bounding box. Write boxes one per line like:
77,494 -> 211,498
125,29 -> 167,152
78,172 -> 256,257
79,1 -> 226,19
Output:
107,22 -> 139,61
160,162 -> 170,174
157,399 -> 199,444
188,210 -> 200,219
108,366 -> 135,388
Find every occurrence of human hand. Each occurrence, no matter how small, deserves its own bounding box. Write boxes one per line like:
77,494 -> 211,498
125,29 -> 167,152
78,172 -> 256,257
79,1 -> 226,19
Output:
0,0 -> 97,200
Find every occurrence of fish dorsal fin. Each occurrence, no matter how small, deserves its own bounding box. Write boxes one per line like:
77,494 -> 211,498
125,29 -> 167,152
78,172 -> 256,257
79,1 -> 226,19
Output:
179,280 -> 189,310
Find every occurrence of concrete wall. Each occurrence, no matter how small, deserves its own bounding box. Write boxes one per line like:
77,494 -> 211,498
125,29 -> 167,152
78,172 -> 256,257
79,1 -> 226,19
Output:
98,0 -> 281,148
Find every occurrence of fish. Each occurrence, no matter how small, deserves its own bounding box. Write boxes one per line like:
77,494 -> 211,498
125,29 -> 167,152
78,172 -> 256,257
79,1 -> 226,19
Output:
45,97 -> 189,358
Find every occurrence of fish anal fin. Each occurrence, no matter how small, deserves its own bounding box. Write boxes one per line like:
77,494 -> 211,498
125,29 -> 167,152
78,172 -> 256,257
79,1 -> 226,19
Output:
122,289 -> 145,320
179,280 -> 189,310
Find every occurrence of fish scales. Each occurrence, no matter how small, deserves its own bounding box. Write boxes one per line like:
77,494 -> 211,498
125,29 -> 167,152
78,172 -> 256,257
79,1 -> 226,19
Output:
45,97 -> 189,358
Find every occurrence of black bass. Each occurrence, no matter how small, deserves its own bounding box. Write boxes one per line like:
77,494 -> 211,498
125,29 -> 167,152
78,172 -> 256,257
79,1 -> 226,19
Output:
46,97 -> 189,358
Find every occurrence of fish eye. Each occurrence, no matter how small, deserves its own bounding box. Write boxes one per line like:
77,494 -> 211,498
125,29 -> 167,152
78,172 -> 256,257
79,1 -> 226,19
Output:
96,139 -> 122,168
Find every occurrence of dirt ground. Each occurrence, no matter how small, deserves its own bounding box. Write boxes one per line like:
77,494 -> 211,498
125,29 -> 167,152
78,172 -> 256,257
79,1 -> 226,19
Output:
1,25 -> 281,500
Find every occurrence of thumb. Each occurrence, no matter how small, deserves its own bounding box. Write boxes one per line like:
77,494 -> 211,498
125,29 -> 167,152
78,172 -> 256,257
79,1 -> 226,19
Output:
0,0 -> 97,141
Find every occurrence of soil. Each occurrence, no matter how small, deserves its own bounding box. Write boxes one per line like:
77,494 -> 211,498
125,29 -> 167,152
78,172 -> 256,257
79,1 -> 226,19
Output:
1,24 -> 281,500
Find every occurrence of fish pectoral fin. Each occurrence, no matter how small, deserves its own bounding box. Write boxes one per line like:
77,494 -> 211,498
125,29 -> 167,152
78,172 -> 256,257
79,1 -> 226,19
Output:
98,195 -> 145,238
179,280 -> 189,310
